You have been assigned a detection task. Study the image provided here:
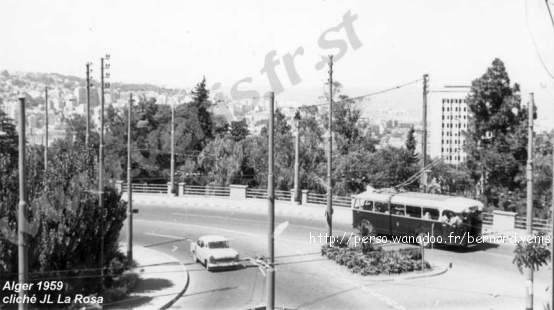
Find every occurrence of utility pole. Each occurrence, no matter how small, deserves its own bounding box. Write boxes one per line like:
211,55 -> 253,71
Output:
44,86 -> 48,172
98,56 -> 106,286
526,92 -> 535,310
18,97 -> 28,310
293,110 -> 301,204
170,97 -> 175,195
267,92 -> 275,310
326,55 -> 334,239
127,93 -> 134,262
550,120 -> 554,307
421,74 -> 429,192
86,62 -> 91,147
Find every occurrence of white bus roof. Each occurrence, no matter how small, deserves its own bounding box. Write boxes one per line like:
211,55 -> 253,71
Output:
353,190 -> 484,213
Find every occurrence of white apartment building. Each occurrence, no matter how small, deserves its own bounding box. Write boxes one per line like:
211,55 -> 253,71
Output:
428,85 -> 471,165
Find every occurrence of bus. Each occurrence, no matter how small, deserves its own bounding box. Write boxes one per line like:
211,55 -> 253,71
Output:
352,188 -> 484,247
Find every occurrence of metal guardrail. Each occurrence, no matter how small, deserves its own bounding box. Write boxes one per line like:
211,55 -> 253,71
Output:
122,183 -> 166,194
513,215 -> 550,232
122,182 -> 552,232
246,188 -> 291,201
306,192 -> 351,208
184,185 -> 230,197
482,212 -> 493,226
246,188 -> 266,199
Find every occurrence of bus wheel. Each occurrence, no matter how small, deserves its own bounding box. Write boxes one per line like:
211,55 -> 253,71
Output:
417,232 -> 432,248
359,219 -> 375,237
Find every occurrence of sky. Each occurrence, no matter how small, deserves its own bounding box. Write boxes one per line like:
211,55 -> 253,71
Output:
2,0 -> 554,128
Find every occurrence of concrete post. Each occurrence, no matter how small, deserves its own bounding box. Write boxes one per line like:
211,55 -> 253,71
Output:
492,210 -> 517,232
178,182 -> 185,196
230,184 -> 248,200
301,189 -> 309,205
167,182 -> 174,196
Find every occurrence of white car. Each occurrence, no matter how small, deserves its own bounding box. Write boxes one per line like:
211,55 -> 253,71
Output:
190,235 -> 241,271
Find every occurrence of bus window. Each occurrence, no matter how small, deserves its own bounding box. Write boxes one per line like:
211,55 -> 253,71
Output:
406,205 -> 421,218
391,204 -> 405,216
374,202 -> 388,213
352,199 -> 361,209
361,200 -> 373,211
422,208 -> 439,220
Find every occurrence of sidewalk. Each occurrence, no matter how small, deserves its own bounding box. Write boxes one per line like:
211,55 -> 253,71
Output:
102,245 -> 189,309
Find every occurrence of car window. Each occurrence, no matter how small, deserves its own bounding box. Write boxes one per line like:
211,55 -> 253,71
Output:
209,241 -> 229,249
423,208 -> 439,220
361,200 -> 373,211
391,204 -> 405,216
406,205 -> 421,218
374,202 -> 388,213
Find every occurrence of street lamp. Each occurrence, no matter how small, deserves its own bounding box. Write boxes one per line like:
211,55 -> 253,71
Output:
98,53 -> 110,286
293,110 -> 301,204
127,93 -> 134,262
126,93 -> 149,263
170,96 -> 175,196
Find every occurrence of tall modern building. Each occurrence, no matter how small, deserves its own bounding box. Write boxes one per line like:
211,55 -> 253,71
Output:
428,85 -> 471,165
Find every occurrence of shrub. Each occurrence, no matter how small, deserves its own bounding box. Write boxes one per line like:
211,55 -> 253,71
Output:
321,240 -> 430,276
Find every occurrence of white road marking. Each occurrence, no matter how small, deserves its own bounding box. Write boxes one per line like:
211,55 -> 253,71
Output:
168,211 -> 326,232
274,221 -> 289,237
139,219 -> 263,239
145,232 -> 190,240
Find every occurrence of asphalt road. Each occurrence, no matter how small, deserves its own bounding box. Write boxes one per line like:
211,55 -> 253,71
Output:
124,201 -> 552,310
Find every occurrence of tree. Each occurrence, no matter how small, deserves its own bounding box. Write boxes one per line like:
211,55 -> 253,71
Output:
428,161 -> 474,196
364,146 -> 420,190
213,115 -> 230,138
190,77 -> 214,145
464,58 -> 528,210
513,236 -> 550,273
0,114 -> 128,299
230,119 -> 250,141
405,126 -> 417,156
64,114 -> 98,147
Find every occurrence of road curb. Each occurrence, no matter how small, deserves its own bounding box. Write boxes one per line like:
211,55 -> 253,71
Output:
159,264 -> 190,310
361,264 -> 450,283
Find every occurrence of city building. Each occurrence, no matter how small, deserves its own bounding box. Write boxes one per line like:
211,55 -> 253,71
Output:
428,85 -> 471,165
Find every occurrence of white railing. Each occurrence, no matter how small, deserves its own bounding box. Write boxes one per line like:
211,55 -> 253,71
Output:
184,185 -> 230,197
307,192 -> 351,208
482,212 -> 493,226
122,183 -> 166,194
121,181 -> 552,233
246,188 -> 291,201
514,215 -> 550,232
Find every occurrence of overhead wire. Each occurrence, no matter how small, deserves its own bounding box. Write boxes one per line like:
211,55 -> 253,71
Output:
526,0 -> 554,79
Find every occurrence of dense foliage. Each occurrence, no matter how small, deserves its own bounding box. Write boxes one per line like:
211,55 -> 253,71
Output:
0,110 -> 129,299
66,66 -> 554,213
464,58 -> 529,212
